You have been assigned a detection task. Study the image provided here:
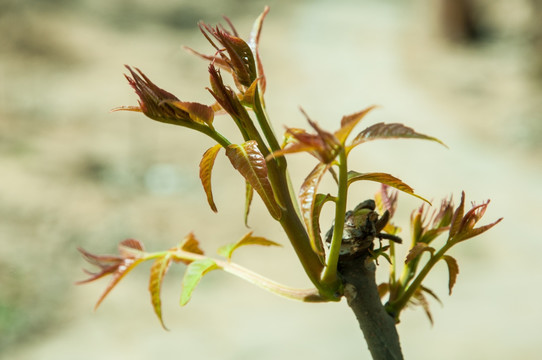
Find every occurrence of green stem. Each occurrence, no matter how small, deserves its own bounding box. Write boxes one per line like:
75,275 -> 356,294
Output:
253,87 -> 285,168
321,149 -> 348,286
166,249 -> 326,302
387,243 -> 452,318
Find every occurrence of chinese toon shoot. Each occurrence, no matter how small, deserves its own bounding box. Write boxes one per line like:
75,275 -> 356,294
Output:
78,7 -> 501,360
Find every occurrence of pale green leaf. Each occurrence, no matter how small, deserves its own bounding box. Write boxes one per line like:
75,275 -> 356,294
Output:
180,258 -> 218,306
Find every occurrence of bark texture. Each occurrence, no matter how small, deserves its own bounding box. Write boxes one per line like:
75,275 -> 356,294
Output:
338,256 -> 403,360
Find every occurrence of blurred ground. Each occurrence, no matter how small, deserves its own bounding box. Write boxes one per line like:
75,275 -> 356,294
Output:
1,0 -> 541,359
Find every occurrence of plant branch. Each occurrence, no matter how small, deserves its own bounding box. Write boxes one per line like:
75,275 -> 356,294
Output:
339,255 -> 404,360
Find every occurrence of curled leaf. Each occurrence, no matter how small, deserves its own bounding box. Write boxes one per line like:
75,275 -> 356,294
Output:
226,141 -> 281,220
149,254 -> 173,330
199,144 -> 223,212
244,181 -> 254,227
298,163 -> 331,262
442,255 -> 459,295
217,231 -> 281,260
180,258 -> 218,306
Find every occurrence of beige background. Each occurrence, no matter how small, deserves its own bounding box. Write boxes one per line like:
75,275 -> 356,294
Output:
1,0 -> 541,359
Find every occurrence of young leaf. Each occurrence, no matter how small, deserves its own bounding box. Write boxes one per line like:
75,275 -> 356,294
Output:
77,239 -> 147,310
226,141 -> 282,220
244,181 -> 254,226
442,255 -> 459,295
378,283 -> 390,299
217,231 -> 281,260
350,122 -> 447,150
405,243 -> 435,264
334,105 -> 377,145
149,254 -> 173,330
199,144 -> 223,212
347,171 -> 430,204
412,288 -> 434,325
173,232 -> 205,265
168,101 -> 215,127
248,6 -> 269,92
298,163 -> 331,261
449,191 -> 465,238
180,258 -> 218,306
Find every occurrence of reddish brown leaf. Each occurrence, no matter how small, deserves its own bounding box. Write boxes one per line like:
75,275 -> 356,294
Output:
298,163 -> 331,262
149,254 -> 173,330
347,171 -> 430,204
405,243 -> 435,264
449,191 -> 465,238
350,122 -> 446,149
199,144 -> 222,213
226,141 -> 281,220
442,255 -> 459,295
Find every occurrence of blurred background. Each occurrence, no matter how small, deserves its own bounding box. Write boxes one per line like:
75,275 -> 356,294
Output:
1,0 -> 541,359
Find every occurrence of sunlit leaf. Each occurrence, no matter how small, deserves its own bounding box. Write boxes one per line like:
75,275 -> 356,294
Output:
149,254 -> 173,330
335,105 -> 377,145
226,141 -> 281,220
405,243 -> 435,264
199,144 -> 223,213
180,258 -> 218,306
299,163 -> 331,261
240,78 -> 260,106
217,231 -> 281,260
168,101 -> 215,126
347,171 -> 430,204
350,122 -> 447,150
442,255 -> 459,295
